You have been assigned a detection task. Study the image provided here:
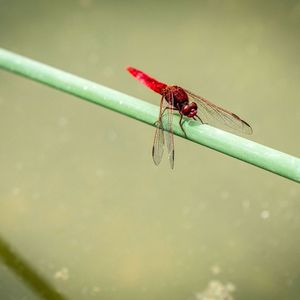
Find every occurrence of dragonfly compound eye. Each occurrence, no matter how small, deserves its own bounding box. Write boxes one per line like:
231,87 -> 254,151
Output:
181,104 -> 190,115
182,103 -> 197,117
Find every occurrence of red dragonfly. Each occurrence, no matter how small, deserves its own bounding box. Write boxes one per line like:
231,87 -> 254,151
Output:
127,66 -> 252,169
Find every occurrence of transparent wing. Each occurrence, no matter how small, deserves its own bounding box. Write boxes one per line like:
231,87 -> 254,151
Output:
163,91 -> 175,169
152,93 -> 175,169
152,121 -> 164,166
152,95 -> 166,166
185,89 -> 252,135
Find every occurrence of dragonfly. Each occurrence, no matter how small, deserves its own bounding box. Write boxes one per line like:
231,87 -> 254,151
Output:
127,66 -> 252,169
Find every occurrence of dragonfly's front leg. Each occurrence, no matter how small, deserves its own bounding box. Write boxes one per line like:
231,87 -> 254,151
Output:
179,114 -> 188,138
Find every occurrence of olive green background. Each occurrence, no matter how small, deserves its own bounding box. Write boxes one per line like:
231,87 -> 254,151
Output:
0,0 -> 299,299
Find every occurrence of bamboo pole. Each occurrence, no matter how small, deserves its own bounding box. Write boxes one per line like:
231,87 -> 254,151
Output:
0,48 -> 299,182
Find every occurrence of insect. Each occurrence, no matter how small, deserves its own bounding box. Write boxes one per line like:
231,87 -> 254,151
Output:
127,66 -> 252,169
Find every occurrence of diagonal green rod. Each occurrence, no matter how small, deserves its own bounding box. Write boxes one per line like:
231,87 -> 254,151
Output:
0,48 -> 299,183
0,236 -> 68,300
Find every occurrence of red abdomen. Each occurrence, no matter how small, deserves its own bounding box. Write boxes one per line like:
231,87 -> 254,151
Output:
127,67 -> 167,94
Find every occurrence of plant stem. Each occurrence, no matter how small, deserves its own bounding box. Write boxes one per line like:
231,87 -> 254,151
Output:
0,48 -> 299,183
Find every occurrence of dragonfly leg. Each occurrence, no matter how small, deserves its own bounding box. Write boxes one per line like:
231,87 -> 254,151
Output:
194,114 -> 204,124
154,108 -> 168,128
154,106 -> 173,127
153,95 -> 167,127
179,114 -> 187,138
161,106 -> 176,116
154,120 -> 164,131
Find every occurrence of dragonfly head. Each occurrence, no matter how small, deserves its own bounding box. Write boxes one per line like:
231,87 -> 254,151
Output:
181,102 -> 198,118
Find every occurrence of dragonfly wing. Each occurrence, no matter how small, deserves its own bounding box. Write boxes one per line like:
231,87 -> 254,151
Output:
152,122 -> 164,166
185,89 -> 252,135
163,91 -> 175,169
152,93 -> 175,169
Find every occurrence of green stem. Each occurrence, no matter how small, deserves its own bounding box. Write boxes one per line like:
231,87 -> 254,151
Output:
0,237 -> 67,300
0,48 -> 299,183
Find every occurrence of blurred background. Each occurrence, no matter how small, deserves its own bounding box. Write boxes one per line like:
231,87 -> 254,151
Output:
0,0 -> 299,299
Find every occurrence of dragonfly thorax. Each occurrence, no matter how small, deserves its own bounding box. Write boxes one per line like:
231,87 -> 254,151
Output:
163,86 -> 198,118
164,85 -> 189,103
